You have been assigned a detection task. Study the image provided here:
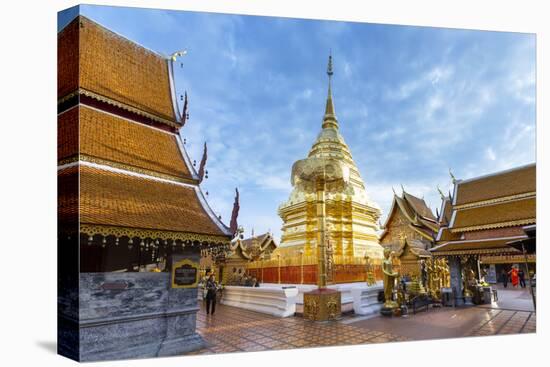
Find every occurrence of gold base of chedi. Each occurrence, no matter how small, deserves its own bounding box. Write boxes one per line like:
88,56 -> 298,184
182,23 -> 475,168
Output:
303,289 -> 342,321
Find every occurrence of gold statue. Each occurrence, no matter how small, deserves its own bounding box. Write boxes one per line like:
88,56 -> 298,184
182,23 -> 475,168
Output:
382,248 -> 399,309
436,258 -> 444,290
425,258 -> 434,292
364,255 -> 376,286
431,261 -> 441,299
441,258 -> 451,288
461,266 -> 475,297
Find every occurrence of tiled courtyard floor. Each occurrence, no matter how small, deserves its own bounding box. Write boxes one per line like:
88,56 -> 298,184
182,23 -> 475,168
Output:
188,286 -> 535,356
189,303 -> 410,355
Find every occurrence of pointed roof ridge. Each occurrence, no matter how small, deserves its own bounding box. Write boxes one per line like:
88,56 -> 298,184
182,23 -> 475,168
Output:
403,191 -> 437,221
322,52 -> 338,130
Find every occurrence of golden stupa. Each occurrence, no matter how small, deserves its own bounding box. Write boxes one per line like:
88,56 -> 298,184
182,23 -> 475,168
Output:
274,55 -> 384,266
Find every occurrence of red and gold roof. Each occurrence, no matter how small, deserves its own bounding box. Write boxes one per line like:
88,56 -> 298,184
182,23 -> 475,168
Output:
58,16 -> 179,126
433,163 -> 536,256
59,106 -> 194,183
454,164 -> 535,207
58,16 -> 231,245
451,196 -> 535,232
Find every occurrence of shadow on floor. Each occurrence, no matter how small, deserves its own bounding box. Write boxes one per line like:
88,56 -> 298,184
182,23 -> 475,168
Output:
35,340 -> 57,354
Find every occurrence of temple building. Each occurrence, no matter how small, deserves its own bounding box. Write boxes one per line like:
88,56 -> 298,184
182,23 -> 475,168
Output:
261,55 -> 383,284
224,231 -> 278,284
379,189 -> 438,276
199,230 -> 278,284
431,163 -> 536,303
57,16 -> 232,361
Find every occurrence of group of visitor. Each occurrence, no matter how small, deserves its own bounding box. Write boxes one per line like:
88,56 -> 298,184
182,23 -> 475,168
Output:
500,266 -> 527,288
228,273 -> 261,287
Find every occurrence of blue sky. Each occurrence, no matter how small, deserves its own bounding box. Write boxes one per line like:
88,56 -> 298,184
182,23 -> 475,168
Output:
59,5 -> 536,242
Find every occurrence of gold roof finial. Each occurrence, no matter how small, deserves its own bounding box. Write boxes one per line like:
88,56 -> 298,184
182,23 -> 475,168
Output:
322,51 -> 338,130
449,168 -> 457,184
437,185 -> 445,200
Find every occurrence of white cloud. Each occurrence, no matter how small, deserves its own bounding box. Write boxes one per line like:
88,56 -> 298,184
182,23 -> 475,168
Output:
384,65 -> 454,101
485,147 -> 497,161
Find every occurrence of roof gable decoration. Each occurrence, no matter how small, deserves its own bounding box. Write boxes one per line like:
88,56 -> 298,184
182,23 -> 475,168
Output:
228,228 -> 278,261
194,183 -> 233,236
229,188 -> 240,235
381,189 -> 439,241
167,50 -> 187,125
386,235 -> 431,259
175,134 -> 200,181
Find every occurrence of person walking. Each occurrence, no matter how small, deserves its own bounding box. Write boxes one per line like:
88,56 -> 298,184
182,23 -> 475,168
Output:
205,274 -> 218,315
518,268 -> 526,288
501,268 -> 508,288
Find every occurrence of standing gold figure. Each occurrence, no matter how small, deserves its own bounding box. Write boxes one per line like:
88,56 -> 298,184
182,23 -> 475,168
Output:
382,248 -> 399,309
425,258 -> 434,292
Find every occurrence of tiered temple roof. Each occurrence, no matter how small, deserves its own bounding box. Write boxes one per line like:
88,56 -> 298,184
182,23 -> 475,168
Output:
59,105 -> 194,182
59,16 -> 178,124
380,189 -> 439,247
58,16 -> 232,248
432,163 -> 536,256
239,232 -> 278,259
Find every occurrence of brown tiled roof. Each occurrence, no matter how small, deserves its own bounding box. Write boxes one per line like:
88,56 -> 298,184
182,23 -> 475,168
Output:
409,247 -> 432,257
58,107 -> 79,161
437,227 -> 461,242
242,233 -> 278,251
57,18 -> 79,100
439,197 -> 452,226
395,195 -> 415,221
73,16 -> 176,121
431,238 -> 522,254
242,233 -> 269,248
78,165 -> 225,236
385,238 -> 431,258
404,192 -> 436,220
411,224 -> 436,240
418,218 -> 439,232
455,164 -> 536,206
76,106 -> 192,180
381,194 -> 438,242
58,166 -> 79,225
452,197 -> 536,231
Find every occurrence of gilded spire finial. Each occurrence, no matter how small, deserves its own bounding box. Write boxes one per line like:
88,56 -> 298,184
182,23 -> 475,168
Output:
327,50 -> 334,77
322,51 -> 338,130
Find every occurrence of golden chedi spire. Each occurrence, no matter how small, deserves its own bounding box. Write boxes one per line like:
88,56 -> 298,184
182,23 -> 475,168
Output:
323,53 -> 338,130
274,52 -> 384,270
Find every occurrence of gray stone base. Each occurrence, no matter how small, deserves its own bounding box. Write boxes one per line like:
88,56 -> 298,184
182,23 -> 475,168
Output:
157,333 -> 206,357
75,272 -> 205,362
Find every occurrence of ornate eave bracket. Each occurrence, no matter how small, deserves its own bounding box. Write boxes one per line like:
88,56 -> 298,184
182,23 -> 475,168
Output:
79,224 -> 230,246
